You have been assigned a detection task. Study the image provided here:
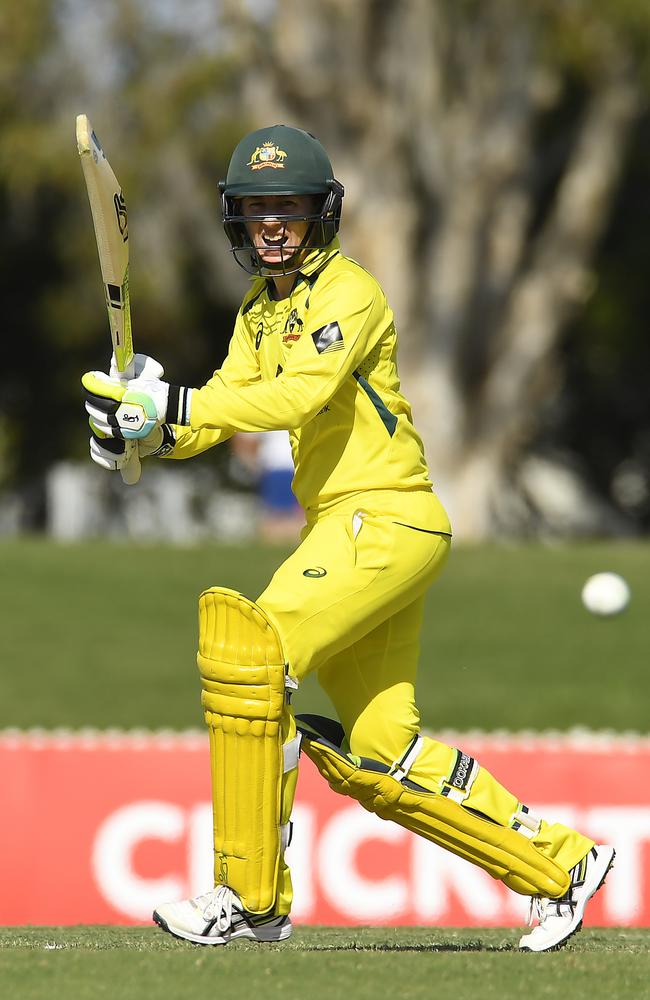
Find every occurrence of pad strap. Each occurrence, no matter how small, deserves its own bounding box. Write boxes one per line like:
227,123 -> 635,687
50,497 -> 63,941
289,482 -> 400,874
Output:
511,803 -> 542,840
283,734 -> 302,773
389,734 -> 424,782
440,749 -> 480,804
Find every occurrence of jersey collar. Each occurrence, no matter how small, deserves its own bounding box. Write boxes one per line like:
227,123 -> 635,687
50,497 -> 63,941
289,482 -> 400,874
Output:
296,237 -> 341,281
256,238 -> 341,300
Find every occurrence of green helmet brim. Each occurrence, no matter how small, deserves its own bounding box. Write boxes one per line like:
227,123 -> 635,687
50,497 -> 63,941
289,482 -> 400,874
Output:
222,181 -> 331,197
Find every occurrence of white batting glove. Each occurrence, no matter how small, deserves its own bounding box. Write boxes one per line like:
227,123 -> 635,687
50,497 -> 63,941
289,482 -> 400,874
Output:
109,352 -> 165,382
89,423 -> 176,472
82,353 -> 192,441
83,370 -> 169,440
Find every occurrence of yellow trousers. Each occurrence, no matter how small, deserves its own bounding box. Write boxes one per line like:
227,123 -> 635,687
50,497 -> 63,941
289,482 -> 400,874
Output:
257,487 -> 592,885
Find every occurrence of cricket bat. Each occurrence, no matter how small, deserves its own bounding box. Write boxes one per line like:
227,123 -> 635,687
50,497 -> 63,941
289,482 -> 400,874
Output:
76,113 -> 141,485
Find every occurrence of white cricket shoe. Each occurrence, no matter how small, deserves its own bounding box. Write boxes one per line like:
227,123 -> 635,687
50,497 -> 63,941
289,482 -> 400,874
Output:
153,885 -> 292,946
519,844 -> 615,952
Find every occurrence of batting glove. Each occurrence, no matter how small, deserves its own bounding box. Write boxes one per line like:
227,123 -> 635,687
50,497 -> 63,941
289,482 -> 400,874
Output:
82,355 -> 192,441
89,423 -> 177,472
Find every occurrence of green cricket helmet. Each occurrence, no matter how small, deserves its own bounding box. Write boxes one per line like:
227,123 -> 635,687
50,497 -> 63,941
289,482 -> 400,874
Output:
218,124 -> 344,276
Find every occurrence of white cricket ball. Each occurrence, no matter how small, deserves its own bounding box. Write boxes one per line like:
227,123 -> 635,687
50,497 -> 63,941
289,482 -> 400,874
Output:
581,572 -> 631,617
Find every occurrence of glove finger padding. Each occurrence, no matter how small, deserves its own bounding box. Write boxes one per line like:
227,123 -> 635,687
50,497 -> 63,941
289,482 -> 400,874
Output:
90,434 -> 124,471
89,424 -> 167,475
83,372 -> 126,438
82,369 -> 164,440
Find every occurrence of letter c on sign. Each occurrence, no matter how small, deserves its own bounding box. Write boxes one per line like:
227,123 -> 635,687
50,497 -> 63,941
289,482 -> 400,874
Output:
317,806 -> 408,919
91,801 -> 185,920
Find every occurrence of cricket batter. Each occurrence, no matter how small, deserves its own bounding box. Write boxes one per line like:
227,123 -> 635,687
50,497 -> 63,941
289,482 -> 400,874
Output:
83,125 -> 614,952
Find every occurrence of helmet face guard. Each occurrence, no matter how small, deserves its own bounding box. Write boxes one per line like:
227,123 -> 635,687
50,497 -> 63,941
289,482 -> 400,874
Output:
218,125 -> 344,277
219,180 -> 344,277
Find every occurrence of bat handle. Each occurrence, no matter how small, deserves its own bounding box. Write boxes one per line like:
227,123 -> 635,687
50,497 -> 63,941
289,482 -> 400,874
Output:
116,364 -> 141,485
120,440 -> 141,485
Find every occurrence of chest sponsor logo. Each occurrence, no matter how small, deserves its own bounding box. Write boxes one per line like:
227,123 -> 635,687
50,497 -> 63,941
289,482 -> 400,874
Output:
255,322 -> 264,350
283,308 -> 304,345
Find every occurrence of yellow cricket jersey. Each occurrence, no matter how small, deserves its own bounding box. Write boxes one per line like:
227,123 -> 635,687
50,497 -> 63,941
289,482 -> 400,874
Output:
165,239 -> 447,524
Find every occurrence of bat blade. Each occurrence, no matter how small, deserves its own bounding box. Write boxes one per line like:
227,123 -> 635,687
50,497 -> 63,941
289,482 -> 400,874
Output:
76,113 -> 134,374
77,113 -> 140,484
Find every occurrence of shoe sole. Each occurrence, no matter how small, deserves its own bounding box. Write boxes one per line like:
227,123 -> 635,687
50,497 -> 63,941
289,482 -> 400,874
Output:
519,846 -> 616,953
152,909 -> 293,947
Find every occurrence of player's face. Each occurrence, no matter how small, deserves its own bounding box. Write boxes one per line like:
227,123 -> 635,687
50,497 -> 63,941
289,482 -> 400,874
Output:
241,195 -> 315,268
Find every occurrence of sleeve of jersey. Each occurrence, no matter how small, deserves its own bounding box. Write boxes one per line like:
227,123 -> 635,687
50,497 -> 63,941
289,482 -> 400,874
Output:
186,272 -> 385,432
158,424 -> 233,460
161,305 -> 262,458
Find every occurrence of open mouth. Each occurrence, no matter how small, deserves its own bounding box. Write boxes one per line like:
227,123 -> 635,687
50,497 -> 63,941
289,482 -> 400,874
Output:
256,229 -> 293,251
261,234 -> 289,247
256,233 -> 299,263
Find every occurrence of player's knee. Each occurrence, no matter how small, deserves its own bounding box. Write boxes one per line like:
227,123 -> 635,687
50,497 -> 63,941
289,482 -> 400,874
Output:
348,720 -> 419,770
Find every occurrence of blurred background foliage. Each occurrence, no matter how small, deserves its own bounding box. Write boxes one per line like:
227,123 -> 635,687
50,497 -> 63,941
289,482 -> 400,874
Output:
1,0 -> 650,538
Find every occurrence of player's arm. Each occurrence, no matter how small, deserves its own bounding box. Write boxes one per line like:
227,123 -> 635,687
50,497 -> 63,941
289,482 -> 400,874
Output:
81,271 -> 384,439
151,423 -> 228,460
188,270 -> 385,432
83,298 -> 262,458
159,305 -> 262,455
158,297 -> 260,458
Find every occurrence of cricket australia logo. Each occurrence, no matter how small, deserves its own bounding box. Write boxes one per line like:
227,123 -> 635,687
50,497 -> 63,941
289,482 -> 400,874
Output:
247,141 -> 288,170
282,308 -> 303,345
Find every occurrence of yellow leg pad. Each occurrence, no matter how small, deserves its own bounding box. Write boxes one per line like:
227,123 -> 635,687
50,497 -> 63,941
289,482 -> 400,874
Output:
198,586 -> 296,915
300,732 -> 570,899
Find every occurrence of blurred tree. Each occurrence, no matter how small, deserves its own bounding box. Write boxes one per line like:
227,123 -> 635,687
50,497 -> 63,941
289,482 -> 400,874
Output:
1,0 -> 649,538
0,0 -> 75,515
222,0 -> 650,537
0,0 -> 246,522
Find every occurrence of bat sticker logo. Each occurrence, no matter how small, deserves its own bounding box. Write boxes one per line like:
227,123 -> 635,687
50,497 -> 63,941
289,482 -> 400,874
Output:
113,192 -> 128,242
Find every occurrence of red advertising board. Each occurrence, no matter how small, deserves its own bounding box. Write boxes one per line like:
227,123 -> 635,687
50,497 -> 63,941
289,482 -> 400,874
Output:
0,729 -> 648,927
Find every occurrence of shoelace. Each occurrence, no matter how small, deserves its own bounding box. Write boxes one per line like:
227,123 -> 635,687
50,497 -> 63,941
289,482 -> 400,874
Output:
526,897 -> 544,927
197,885 -> 236,931
526,892 -> 576,927
526,852 -> 592,928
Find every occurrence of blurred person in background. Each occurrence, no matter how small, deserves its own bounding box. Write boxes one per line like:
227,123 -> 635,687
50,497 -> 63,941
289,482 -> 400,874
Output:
83,125 -> 614,953
231,431 -> 303,542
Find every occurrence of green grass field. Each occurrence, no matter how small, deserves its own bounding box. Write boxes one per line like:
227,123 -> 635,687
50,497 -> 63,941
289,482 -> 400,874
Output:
0,927 -> 648,1000
0,539 -> 648,995
0,538 -> 647,731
